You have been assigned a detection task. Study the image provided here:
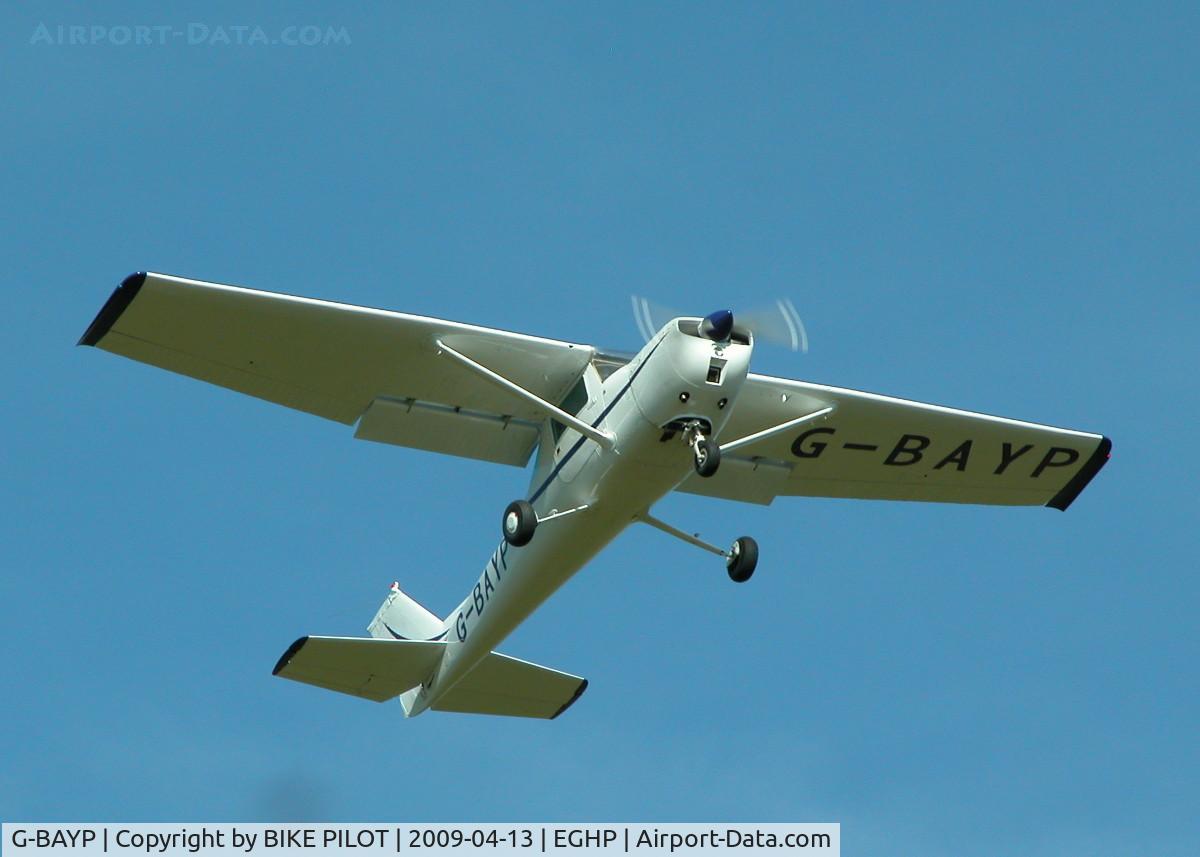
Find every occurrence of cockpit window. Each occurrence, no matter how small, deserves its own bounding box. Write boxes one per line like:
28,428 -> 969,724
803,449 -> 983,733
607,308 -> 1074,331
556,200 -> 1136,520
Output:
591,352 -> 630,380
552,376 -> 589,441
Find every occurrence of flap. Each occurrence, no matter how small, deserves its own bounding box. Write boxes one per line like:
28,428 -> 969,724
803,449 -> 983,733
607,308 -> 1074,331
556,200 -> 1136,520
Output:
676,455 -> 792,506
354,397 -> 541,467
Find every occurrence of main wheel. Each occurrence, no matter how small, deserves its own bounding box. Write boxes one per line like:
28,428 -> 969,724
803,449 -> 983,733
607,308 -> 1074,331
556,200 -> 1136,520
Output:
694,437 -> 721,478
502,500 -> 537,547
726,536 -> 758,582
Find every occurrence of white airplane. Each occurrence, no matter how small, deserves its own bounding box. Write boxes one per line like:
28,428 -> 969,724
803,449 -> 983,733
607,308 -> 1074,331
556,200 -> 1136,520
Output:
81,272 -> 1110,719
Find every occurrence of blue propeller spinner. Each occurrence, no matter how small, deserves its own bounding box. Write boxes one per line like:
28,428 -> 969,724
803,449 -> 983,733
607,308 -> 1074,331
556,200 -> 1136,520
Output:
698,309 -> 734,342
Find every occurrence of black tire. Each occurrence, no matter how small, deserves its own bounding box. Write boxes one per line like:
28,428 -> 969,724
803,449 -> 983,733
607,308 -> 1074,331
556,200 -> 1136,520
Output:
694,437 -> 721,478
502,499 -> 537,547
726,536 -> 758,583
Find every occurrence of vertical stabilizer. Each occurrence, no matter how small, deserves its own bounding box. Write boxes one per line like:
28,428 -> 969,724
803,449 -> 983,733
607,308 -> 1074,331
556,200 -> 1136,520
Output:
368,583 -> 447,642
398,686 -> 423,717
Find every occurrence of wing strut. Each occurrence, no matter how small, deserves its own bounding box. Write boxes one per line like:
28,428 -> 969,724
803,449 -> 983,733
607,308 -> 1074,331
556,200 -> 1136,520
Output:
435,340 -> 615,450
719,406 -> 836,453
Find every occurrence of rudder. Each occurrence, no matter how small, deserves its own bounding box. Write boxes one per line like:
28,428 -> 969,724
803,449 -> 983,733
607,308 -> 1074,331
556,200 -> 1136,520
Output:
368,582 -> 447,642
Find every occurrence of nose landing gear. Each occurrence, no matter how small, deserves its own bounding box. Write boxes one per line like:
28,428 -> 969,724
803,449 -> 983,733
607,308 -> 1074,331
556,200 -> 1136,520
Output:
683,421 -> 721,478
692,436 -> 721,478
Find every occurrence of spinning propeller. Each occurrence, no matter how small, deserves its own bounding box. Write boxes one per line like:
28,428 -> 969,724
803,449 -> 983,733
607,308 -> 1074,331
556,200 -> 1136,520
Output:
631,296 -> 809,352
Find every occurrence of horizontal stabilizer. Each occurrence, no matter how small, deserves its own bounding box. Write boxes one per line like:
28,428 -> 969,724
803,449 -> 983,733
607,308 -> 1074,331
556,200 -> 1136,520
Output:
272,636 -> 444,702
431,652 -> 587,719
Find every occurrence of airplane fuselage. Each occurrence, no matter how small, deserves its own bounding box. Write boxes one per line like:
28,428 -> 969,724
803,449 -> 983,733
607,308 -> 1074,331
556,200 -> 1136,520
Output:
407,320 -> 753,714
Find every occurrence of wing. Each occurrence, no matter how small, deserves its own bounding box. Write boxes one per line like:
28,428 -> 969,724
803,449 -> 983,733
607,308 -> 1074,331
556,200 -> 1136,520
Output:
80,272 -> 594,466
677,373 -> 1110,510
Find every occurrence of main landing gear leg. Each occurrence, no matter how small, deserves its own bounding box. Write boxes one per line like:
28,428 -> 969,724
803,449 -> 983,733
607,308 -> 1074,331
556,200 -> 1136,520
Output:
725,536 -> 758,583
502,500 -> 592,547
636,512 -> 758,583
502,500 -> 537,547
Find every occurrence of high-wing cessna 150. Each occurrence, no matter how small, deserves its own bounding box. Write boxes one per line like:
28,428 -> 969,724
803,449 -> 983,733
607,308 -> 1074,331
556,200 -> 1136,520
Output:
81,272 -> 1110,719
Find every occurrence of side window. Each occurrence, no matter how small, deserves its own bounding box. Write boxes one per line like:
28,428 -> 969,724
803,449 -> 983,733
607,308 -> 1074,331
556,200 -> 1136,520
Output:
552,376 -> 590,442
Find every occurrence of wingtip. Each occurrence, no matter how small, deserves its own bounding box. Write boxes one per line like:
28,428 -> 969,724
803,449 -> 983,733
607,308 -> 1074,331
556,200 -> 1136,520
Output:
551,678 -> 589,719
1047,436 -> 1112,511
272,636 -> 310,675
78,271 -> 147,347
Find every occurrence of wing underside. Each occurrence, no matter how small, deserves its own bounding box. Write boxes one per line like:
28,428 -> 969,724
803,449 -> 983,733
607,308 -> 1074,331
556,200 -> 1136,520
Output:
82,274 -> 1108,506
678,373 -> 1109,510
80,272 -> 594,466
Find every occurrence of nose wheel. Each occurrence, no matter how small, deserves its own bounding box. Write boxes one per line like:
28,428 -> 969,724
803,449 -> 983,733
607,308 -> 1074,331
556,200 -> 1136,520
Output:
683,422 -> 721,478
693,437 -> 721,477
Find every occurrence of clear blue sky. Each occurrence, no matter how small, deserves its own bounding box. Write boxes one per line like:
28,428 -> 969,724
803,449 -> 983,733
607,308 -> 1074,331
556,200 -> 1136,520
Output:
3,3 -> 1197,854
